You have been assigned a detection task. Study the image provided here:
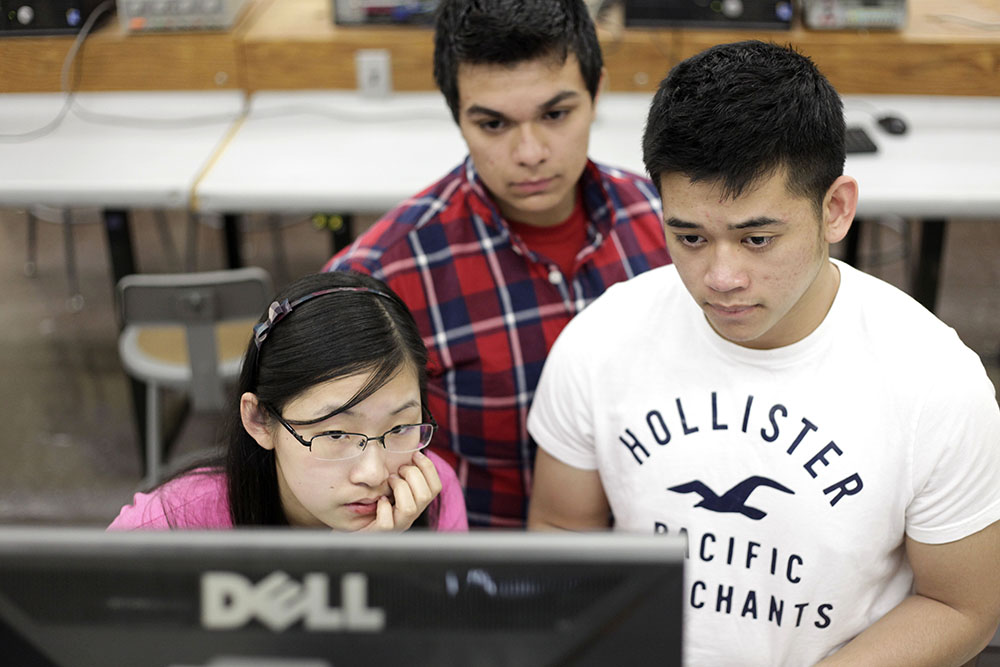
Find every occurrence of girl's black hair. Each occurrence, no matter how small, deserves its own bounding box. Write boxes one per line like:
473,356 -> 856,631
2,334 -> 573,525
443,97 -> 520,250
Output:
147,271 -> 429,527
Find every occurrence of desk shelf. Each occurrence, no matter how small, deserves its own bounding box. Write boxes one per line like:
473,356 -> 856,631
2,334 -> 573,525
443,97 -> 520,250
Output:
1,0 -> 997,96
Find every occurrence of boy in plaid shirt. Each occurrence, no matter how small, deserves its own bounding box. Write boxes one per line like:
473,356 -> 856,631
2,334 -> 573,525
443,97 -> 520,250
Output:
325,0 -> 670,527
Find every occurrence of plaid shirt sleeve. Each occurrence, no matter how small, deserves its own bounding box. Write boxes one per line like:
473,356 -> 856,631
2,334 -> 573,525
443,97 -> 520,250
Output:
324,159 -> 670,527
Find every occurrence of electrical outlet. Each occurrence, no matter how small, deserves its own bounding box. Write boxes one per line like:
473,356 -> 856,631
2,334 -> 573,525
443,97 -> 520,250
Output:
355,49 -> 392,97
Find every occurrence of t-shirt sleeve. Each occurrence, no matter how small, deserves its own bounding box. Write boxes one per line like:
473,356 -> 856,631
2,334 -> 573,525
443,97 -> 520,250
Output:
526,315 -> 599,471
107,471 -> 231,530
906,351 -> 1000,544
427,451 -> 468,532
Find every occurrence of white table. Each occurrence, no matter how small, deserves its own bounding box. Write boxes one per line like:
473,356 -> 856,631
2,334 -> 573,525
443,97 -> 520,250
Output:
194,91 -> 469,260
0,91 -> 246,285
840,95 -> 1000,219
194,91 -> 466,215
194,91 -> 1000,311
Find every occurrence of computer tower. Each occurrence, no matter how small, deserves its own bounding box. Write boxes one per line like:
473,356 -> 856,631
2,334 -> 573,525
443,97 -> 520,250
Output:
624,0 -> 794,29
801,0 -> 906,30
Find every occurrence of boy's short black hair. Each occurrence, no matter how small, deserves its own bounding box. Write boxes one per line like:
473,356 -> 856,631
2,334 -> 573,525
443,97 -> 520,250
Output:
433,0 -> 603,122
642,40 -> 845,214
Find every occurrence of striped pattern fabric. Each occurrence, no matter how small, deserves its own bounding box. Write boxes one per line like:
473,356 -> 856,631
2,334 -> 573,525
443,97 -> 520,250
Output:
325,157 -> 670,527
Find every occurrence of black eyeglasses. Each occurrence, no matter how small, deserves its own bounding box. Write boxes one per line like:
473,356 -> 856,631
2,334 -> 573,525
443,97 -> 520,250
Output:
263,404 -> 437,462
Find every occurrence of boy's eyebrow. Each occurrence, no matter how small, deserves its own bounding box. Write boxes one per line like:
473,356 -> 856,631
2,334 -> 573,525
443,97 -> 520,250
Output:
464,90 -> 581,121
664,218 -> 699,230
539,90 -> 580,109
664,216 -> 786,230
731,217 -> 786,230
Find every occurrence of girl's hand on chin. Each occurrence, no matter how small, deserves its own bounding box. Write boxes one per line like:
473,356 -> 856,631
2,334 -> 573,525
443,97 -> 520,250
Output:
358,451 -> 442,532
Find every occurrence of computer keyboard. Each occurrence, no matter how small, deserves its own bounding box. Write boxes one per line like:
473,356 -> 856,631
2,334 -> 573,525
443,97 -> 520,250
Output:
845,126 -> 878,154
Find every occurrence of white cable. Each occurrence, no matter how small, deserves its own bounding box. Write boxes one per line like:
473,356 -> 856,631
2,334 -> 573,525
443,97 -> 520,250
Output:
0,0 -> 115,142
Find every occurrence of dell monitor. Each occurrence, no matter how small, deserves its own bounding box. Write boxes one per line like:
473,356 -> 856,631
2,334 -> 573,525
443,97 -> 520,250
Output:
0,528 -> 685,667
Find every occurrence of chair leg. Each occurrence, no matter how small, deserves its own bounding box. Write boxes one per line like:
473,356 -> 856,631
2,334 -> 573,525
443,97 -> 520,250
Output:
185,211 -> 200,272
154,209 -> 181,271
269,213 -> 289,286
25,210 -> 38,277
128,377 -> 148,472
222,214 -> 242,268
61,208 -> 84,312
145,381 -> 162,485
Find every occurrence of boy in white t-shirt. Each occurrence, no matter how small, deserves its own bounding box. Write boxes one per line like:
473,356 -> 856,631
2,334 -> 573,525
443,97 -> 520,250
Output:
527,40 -> 1000,666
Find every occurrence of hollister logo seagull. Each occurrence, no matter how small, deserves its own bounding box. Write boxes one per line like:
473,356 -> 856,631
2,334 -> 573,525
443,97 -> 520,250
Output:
668,476 -> 795,520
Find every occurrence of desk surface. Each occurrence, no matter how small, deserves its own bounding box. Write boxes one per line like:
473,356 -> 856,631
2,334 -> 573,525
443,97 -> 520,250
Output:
2,0 -> 998,96
194,91 -> 465,214
194,91 -> 1000,220
842,95 -> 1000,218
0,91 -> 244,209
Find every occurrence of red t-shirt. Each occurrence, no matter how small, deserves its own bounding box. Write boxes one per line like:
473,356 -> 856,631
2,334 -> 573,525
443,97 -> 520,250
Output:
507,191 -> 587,280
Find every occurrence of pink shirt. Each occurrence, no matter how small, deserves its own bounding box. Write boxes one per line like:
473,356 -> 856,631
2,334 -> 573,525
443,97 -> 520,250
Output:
108,451 -> 468,531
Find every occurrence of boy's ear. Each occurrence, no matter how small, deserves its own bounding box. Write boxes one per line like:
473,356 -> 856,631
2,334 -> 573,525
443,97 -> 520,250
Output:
240,392 -> 275,451
823,175 -> 859,244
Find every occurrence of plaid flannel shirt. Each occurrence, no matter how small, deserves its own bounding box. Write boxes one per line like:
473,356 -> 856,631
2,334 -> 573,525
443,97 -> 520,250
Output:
324,157 -> 670,527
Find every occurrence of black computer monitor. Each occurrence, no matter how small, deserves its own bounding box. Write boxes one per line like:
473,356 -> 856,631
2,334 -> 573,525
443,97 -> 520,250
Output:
0,528 -> 685,667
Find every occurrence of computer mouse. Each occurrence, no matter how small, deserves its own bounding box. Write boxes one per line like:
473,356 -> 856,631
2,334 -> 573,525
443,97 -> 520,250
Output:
877,115 -> 908,135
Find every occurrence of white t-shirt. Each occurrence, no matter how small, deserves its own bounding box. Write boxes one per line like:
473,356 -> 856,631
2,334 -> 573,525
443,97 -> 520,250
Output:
528,260 -> 1000,667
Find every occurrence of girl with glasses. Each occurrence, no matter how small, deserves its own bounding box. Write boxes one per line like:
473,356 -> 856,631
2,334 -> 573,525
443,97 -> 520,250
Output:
110,271 -> 467,532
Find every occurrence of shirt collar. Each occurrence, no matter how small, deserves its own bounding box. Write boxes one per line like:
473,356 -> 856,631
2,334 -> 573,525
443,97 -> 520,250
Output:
461,156 -> 615,238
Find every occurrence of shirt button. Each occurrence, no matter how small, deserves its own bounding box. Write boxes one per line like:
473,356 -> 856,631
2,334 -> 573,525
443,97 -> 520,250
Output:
548,269 -> 562,284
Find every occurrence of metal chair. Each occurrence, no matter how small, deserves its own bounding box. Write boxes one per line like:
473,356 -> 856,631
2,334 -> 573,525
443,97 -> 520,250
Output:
116,267 -> 273,483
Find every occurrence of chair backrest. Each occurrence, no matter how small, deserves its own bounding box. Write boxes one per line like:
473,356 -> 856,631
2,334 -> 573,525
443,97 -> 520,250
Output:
116,267 -> 273,410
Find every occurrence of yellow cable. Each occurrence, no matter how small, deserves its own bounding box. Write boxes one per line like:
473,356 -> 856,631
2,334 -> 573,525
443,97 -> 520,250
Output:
189,104 -> 248,211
